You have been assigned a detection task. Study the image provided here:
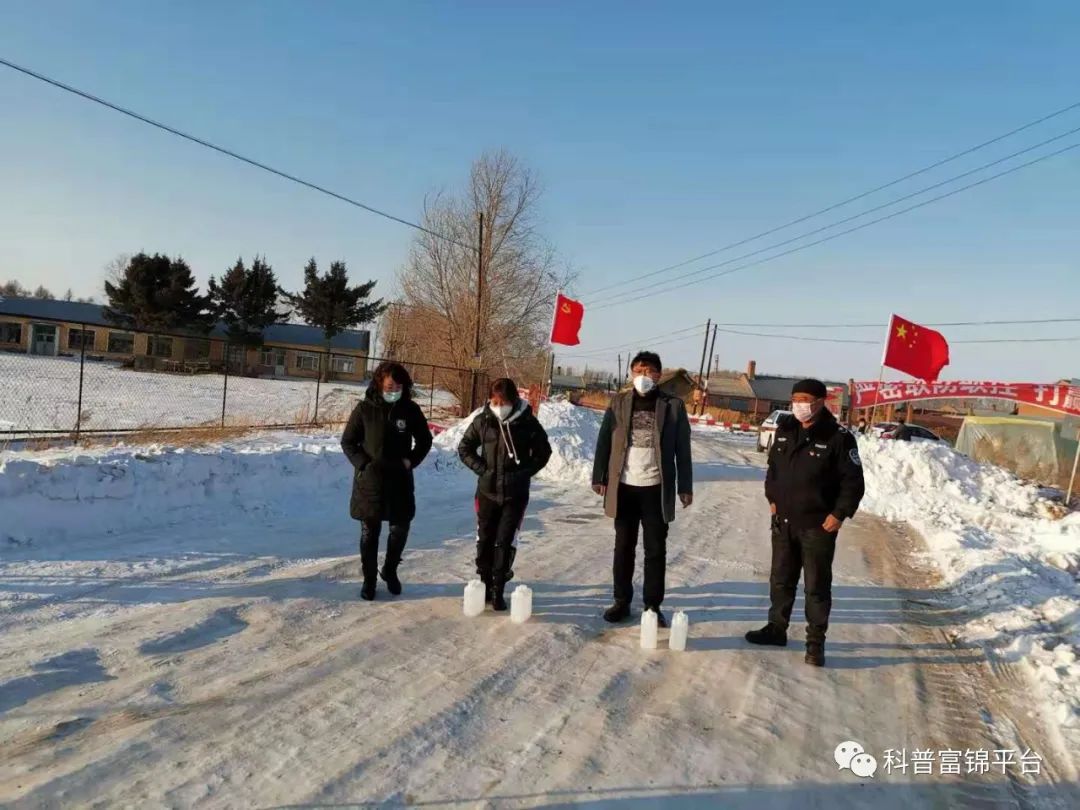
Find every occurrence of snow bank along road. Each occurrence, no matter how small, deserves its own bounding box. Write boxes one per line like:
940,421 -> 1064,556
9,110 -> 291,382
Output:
1,416 -> 1078,807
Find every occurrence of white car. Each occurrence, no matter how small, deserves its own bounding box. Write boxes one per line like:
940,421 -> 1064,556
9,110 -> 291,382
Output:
756,410 -> 792,452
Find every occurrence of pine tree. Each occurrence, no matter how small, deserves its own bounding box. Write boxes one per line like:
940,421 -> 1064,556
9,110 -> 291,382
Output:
282,258 -> 385,380
207,256 -> 289,345
104,253 -> 212,332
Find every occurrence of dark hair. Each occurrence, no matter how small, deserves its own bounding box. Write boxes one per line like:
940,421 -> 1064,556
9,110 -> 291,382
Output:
368,361 -> 413,401
630,351 -> 662,373
489,377 -> 519,402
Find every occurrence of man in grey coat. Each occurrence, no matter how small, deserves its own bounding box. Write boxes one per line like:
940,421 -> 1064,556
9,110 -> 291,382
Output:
592,350 -> 693,626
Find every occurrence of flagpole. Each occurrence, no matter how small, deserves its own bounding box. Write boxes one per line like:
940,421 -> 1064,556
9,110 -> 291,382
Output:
1067,429 -> 1080,507
869,315 -> 895,428
545,290 -> 561,399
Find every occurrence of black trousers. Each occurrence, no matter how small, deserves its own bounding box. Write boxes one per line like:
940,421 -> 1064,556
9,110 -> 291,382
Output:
359,520 -> 410,582
613,484 -> 669,608
767,519 -> 838,642
475,496 -> 527,586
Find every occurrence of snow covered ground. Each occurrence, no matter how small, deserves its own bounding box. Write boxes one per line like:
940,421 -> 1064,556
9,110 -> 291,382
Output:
858,437 -> 1080,745
0,352 -> 458,433
2,402 -> 1078,807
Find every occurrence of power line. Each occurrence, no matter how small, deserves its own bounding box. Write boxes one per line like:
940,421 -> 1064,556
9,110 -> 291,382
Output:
954,335 -> 1080,344
698,325 -> 1080,346
591,140 -> 1080,311
557,325 -> 707,359
713,327 -> 877,344
564,317 -> 1080,358
0,56 -> 473,251
588,126 -> 1080,308
707,317 -> 1080,329
582,98 -> 1080,297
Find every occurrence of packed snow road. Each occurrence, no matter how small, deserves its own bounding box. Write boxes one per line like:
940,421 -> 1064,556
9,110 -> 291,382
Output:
1,428 -> 1077,808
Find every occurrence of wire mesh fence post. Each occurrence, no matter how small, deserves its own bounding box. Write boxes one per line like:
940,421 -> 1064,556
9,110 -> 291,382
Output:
221,340 -> 230,428
314,350 -> 323,425
75,321 -> 87,442
429,365 -> 436,417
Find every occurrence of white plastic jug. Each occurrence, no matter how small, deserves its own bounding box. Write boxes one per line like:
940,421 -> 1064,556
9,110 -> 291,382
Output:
669,610 -> 689,651
640,609 -> 658,650
510,584 -> 533,624
463,579 -> 486,617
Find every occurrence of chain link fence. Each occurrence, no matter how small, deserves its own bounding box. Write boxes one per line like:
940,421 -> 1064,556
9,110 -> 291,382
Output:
0,315 -> 511,442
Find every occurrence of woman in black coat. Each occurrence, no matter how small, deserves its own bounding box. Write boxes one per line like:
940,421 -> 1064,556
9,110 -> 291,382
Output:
457,378 -> 551,611
341,362 -> 433,600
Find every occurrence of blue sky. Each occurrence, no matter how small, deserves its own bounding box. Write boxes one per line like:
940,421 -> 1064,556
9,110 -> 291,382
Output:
1,1 -> 1078,381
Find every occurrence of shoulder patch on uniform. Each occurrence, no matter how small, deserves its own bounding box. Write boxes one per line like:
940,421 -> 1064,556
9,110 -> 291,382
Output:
849,447 -> 862,467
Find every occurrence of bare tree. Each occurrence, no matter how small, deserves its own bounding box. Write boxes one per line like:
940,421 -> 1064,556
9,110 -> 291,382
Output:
102,253 -> 132,298
397,150 -> 573,410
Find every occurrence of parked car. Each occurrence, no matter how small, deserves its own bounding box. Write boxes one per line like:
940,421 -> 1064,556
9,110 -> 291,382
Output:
756,410 -> 792,452
873,422 -> 943,442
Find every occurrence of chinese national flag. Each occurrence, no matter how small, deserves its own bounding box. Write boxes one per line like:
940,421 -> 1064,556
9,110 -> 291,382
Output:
550,293 -> 585,346
883,314 -> 950,381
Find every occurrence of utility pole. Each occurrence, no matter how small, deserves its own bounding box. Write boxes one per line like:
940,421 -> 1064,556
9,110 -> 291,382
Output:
469,212 -> 484,412
700,324 -> 718,415
696,319 -> 712,414
617,353 -> 622,385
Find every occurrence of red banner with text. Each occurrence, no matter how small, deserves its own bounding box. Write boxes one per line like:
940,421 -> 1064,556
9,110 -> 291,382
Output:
852,380 -> 1080,417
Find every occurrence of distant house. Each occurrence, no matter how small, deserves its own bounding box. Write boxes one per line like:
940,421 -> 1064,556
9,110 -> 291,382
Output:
0,297 -> 371,381
659,369 -> 696,399
550,373 -> 588,393
693,361 -> 850,420
694,374 -> 756,413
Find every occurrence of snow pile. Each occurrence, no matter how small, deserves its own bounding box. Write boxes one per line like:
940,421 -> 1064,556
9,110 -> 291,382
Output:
434,400 -> 601,485
1,436 -> 349,546
859,436 -> 1080,732
1,402 -> 602,548
0,433 -> 474,548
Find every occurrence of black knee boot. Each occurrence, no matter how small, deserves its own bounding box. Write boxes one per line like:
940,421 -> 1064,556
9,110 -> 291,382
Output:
491,543 -> 511,612
380,523 -> 409,596
359,521 -> 380,601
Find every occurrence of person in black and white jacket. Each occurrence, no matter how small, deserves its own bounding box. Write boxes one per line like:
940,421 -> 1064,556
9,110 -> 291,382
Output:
458,378 -> 552,611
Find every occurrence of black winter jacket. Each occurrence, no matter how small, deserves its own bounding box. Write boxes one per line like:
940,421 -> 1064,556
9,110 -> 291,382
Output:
765,409 -> 865,530
458,401 -> 552,504
341,393 -> 433,523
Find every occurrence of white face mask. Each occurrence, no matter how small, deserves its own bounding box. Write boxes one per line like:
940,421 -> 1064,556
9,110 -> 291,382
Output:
633,375 -> 657,395
791,401 -> 818,422
491,403 -> 512,421
383,390 -> 402,404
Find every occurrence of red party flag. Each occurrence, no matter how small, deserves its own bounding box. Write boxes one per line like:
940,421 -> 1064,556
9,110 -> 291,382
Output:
550,293 -> 585,346
883,314 -> 950,381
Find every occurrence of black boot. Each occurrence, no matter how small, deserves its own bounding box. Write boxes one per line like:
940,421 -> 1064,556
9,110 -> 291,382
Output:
359,522 -> 380,602
491,543 -> 511,612
745,623 -> 788,646
380,567 -> 401,596
603,602 -> 631,623
483,578 -> 495,604
644,605 -> 668,629
805,641 -> 825,667
380,524 -> 408,596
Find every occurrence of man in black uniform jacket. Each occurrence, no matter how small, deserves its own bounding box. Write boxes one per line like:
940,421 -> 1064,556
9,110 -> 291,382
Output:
745,378 -> 865,666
